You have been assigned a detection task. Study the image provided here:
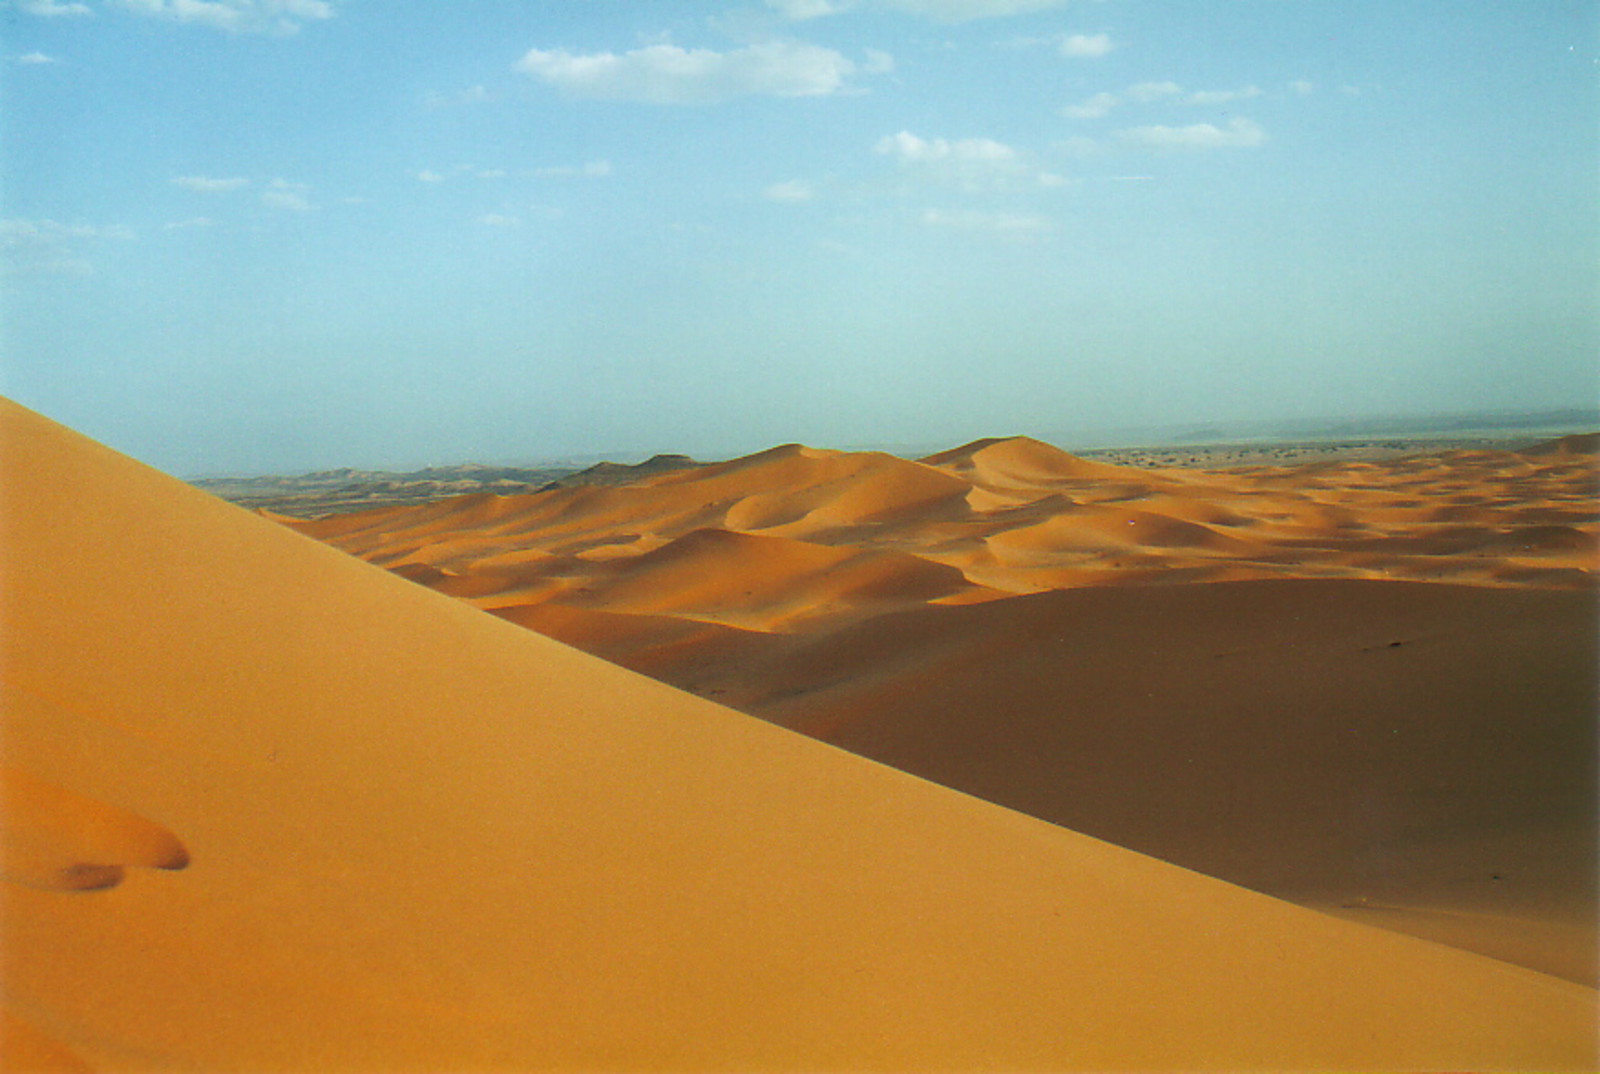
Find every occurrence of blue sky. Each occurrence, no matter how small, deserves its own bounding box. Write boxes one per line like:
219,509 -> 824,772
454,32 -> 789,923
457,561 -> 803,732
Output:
2,0 -> 1595,475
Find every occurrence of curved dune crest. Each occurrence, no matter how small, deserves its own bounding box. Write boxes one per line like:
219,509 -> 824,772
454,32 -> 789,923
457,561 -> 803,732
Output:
922,434 -> 1153,488
3,398 -> 1596,1071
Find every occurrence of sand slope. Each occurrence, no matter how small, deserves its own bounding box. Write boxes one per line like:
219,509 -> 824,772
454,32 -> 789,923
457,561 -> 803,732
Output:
704,579 -> 1599,985
3,406 -> 1597,1069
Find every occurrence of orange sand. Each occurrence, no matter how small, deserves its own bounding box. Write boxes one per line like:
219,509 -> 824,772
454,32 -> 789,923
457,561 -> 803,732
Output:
3,400 -> 1597,1070
287,431 -> 1599,985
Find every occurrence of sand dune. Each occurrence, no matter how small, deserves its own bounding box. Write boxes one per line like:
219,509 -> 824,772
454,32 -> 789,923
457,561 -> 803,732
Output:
922,433 -> 1170,491
273,425 -> 1600,996
295,429 -> 1596,605
562,528 -> 985,631
4,405 -> 1597,1069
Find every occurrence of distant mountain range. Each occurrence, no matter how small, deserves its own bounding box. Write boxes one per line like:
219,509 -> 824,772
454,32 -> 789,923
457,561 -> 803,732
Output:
193,406 -> 1595,519
194,454 -> 701,518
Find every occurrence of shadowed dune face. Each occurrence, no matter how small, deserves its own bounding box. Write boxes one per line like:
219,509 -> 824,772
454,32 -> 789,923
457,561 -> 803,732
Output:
278,430 -> 1600,990
5,401 -> 1597,1070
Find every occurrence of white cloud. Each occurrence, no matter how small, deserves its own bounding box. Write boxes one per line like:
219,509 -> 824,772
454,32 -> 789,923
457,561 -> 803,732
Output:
1062,91 -> 1118,120
877,130 -> 1017,164
172,174 -> 248,193
1060,33 -> 1112,59
516,41 -> 868,104
1289,79 -> 1315,96
15,0 -> 91,15
920,208 -> 1053,237
16,51 -> 59,63
113,0 -> 337,35
475,168 -> 507,180
1064,81 -> 1270,120
1,218 -> 133,276
262,178 -> 314,210
764,178 -> 815,203
876,130 -> 1066,192
415,169 -> 444,183
0,219 -> 134,241
1117,117 -> 1266,150
164,216 -> 216,229
477,214 -> 521,228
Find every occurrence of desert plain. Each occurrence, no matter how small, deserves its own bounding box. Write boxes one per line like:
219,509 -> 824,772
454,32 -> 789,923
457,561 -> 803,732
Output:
2,396 -> 1597,1070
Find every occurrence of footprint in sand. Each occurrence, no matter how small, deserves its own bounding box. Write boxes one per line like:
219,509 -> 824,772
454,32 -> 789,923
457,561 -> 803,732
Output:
0,768 -> 189,892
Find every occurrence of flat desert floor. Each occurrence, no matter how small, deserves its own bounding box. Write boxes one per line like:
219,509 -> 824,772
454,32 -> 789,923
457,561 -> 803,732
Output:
3,398 -> 1596,1070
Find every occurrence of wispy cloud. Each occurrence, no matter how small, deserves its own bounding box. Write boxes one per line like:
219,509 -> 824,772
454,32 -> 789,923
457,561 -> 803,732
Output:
877,130 -> 1018,165
516,41 -> 874,104
164,216 -> 216,230
1059,33 -> 1112,59
172,175 -> 249,193
415,169 -> 445,183
476,214 -> 521,228
1117,117 -> 1266,150
113,0 -> 339,34
1,218 -> 134,277
14,0 -> 91,16
764,178 -> 815,203
261,178 -> 314,210
1064,81 -> 1267,120
876,130 -> 1062,190
16,51 -> 59,63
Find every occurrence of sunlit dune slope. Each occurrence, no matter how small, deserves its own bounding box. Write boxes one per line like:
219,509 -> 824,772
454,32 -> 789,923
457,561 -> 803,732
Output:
4,403 -> 1597,1069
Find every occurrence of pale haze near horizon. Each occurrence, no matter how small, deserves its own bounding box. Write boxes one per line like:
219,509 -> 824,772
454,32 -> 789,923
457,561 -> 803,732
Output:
1,0 -> 1595,477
